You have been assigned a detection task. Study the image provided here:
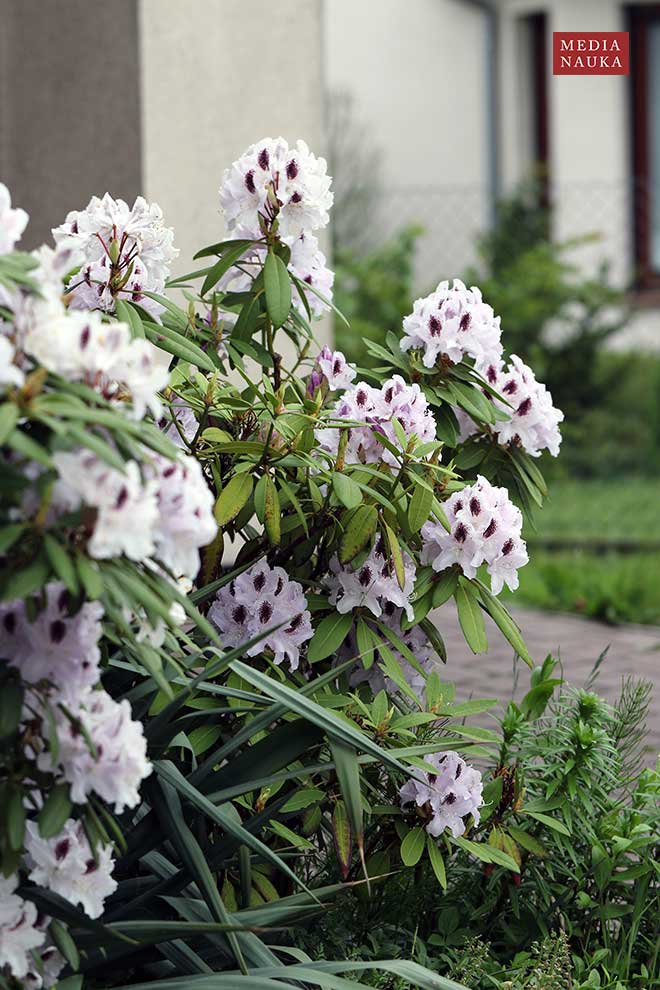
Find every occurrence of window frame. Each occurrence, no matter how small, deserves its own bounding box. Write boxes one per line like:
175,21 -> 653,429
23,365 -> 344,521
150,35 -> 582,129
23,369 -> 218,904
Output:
630,4 -> 660,289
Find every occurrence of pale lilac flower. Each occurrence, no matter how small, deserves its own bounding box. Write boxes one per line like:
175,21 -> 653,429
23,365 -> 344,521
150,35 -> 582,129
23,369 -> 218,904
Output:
452,356 -> 564,458
348,602 -> 438,700
421,475 -> 528,594
0,583 -> 103,701
316,375 -> 437,467
147,452 -> 217,580
399,750 -> 483,838
52,450 -> 159,561
25,819 -> 117,919
52,193 -> 178,320
209,560 -> 313,669
289,232 -> 334,318
328,540 -> 416,621
0,874 -> 45,980
158,401 -> 198,448
24,931 -> 65,990
219,137 -> 333,241
0,334 -> 24,389
36,688 -> 151,813
0,182 -> 29,254
401,279 -> 502,370
313,346 -> 356,392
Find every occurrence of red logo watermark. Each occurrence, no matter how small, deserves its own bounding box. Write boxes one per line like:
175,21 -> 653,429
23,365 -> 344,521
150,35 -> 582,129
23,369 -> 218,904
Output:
553,32 -> 629,75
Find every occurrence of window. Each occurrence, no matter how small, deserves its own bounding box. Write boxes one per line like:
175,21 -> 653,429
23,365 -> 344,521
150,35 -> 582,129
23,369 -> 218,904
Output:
517,12 -> 550,205
630,5 -> 660,287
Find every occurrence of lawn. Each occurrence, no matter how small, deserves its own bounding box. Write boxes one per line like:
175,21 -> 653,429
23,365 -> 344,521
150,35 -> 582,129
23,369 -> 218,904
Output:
500,479 -> 660,625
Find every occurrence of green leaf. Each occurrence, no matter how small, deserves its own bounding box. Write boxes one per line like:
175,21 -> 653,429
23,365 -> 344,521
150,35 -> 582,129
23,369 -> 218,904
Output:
232,292 -> 263,342
188,725 -> 223,756
264,251 -> 292,328
330,741 -> 363,848
1,553 -> 50,601
427,835 -> 447,888
339,504 -> 378,564
214,473 -> 253,527
431,569 -> 459,607
263,476 -> 281,546
507,825 -> 547,857
307,611 -> 354,663
114,298 -> 145,338
408,482 -> 434,533
201,241 -> 252,296
38,785 -> 72,839
475,580 -> 533,667
332,472 -> 362,510
193,237 -> 255,261
455,583 -> 488,654
331,800 -> 353,877
400,827 -> 425,867
383,521 -> 405,591
0,403 -> 19,445
0,523 -> 25,554
143,324 -> 215,373
269,819 -> 314,850
43,535 -> 79,595
522,810 -> 571,835
7,785 -> 26,850
75,555 -> 104,600
0,680 -> 22,738
50,918 -> 80,971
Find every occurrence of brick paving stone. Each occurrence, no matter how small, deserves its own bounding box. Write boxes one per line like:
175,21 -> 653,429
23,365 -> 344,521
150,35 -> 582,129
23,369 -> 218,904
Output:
431,604 -> 660,763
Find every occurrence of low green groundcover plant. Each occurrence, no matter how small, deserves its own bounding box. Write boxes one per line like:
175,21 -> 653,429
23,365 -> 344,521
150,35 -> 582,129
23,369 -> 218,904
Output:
0,138 -> 645,990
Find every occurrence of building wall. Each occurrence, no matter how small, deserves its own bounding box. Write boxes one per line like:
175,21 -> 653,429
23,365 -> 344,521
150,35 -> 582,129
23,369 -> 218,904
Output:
323,0 -> 490,287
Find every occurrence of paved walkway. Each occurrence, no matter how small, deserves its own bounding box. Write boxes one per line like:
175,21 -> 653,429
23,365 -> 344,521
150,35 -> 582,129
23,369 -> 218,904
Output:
434,604 -> 660,761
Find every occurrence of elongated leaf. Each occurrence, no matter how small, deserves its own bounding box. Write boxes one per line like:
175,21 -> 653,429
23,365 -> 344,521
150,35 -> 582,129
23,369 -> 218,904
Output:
38,784 -> 72,839
263,475 -> 281,546
263,252 -> 291,328
339,504 -> 377,564
214,474 -> 253,527
330,741 -> 363,850
408,481 -> 433,533
332,800 -> 353,878
400,827 -> 425,867
0,403 -> 19,445
427,835 -> 447,888
201,241 -> 253,296
332,472 -> 362,510
455,583 -> 488,654
383,521 -> 405,590
307,611 -> 354,663
43,535 -> 78,595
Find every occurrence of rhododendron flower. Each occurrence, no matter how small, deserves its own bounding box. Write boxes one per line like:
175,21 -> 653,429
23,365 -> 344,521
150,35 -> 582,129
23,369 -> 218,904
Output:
0,874 -> 44,980
159,401 -> 198,448
219,137 -> 333,240
401,279 -> 502,370
53,193 -> 178,320
348,602 -> 438,699
421,475 -> 528,594
0,182 -> 29,254
36,687 -> 151,812
25,819 -> 117,919
399,750 -> 483,838
453,355 -> 564,458
288,232 -> 334,317
0,335 -> 24,389
0,583 -> 103,701
312,346 -> 356,392
147,451 -> 217,579
209,560 -> 313,669
328,541 -> 416,620
316,375 -> 437,466
52,450 -> 160,561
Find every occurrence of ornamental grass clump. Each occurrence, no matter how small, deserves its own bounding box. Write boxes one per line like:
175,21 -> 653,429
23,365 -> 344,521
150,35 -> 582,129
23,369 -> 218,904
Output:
0,138 -> 564,990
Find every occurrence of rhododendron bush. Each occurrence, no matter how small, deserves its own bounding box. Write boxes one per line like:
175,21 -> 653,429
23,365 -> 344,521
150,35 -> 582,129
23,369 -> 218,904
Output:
0,137 -> 563,990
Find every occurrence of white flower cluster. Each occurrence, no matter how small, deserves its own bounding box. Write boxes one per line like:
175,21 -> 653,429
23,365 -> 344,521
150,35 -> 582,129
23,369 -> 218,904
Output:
25,819 -> 117,919
219,137 -> 333,241
421,475 -> 528,594
53,192 -> 178,321
33,688 -> 151,813
0,874 -> 44,981
0,583 -> 102,701
0,181 -> 29,254
316,375 -> 437,467
401,279 -> 503,370
209,560 -> 313,669
309,346 -> 356,394
51,448 -> 216,578
457,355 -> 564,458
328,542 -> 416,621
399,750 -> 484,838
0,187 -> 171,418
348,603 -> 438,701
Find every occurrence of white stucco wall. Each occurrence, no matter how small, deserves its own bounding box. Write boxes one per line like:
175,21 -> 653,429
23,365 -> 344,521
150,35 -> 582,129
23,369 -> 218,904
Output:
323,0 -> 490,287
138,0 -> 331,350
